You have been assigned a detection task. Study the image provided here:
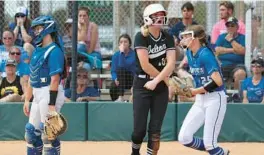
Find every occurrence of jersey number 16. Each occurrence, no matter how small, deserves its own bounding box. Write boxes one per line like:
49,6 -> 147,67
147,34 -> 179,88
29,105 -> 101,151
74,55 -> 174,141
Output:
158,58 -> 166,66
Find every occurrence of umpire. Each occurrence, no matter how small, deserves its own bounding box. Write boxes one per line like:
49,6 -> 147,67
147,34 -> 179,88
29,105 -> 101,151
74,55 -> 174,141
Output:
131,3 -> 176,155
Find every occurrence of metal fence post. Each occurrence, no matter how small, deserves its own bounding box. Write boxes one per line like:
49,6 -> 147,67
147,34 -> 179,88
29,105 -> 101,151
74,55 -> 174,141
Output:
71,1 -> 78,101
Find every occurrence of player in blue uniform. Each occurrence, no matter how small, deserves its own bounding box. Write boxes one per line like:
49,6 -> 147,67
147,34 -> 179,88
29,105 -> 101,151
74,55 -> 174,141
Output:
177,25 -> 230,155
23,15 -> 66,155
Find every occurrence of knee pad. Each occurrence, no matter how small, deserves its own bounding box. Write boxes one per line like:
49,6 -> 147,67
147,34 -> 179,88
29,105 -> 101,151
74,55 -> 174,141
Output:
25,123 -> 43,155
131,131 -> 146,144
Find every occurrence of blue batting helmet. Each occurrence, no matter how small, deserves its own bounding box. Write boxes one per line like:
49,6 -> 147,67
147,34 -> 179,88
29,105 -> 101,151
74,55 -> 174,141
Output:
31,15 -> 58,46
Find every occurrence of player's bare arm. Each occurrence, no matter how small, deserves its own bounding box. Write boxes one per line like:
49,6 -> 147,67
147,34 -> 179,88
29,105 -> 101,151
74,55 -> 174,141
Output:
153,49 -> 175,85
49,74 -> 60,111
137,49 -> 160,77
23,79 -> 32,116
21,75 -> 29,93
137,49 -> 172,88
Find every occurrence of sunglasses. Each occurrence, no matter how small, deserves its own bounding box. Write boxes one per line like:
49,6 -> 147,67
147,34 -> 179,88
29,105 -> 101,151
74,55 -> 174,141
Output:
3,37 -> 12,40
251,64 -> 262,68
77,74 -> 88,79
15,14 -> 25,18
10,52 -> 21,56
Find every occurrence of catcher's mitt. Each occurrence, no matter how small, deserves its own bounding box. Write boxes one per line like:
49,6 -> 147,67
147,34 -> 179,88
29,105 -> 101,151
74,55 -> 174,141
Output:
169,76 -> 193,98
44,111 -> 68,141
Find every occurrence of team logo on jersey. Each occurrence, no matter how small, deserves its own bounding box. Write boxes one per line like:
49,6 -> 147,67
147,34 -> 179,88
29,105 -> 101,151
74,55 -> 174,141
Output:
189,67 -> 205,75
148,44 -> 166,59
248,87 -> 263,96
1,86 -> 19,97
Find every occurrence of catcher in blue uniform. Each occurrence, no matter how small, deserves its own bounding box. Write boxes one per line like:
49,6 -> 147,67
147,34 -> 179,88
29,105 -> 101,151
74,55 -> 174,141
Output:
23,15 -> 67,155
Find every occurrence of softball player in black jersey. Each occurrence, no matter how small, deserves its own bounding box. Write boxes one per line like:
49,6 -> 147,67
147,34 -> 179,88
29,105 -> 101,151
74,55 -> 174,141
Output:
131,3 -> 176,155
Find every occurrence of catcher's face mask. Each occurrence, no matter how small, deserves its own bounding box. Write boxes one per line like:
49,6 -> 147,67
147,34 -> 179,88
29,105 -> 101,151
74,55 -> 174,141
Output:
179,31 -> 194,50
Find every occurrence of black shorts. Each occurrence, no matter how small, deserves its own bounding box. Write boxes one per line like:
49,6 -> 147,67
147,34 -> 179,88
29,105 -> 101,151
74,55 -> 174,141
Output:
221,64 -> 246,81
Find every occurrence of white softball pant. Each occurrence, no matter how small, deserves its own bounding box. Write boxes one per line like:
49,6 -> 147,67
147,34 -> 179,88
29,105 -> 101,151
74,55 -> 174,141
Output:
178,90 -> 227,150
29,85 -> 65,130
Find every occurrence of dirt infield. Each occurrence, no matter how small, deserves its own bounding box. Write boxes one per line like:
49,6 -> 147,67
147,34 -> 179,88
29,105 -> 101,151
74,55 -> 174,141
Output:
0,141 -> 263,155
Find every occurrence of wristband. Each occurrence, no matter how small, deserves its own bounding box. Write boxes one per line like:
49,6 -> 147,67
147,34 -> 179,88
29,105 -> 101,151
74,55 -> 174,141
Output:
203,80 -> 218,92
49,90 -> 58,106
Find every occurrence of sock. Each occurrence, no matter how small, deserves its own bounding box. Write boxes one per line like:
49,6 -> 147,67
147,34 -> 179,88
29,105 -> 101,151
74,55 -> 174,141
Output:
147,147 -> 158,155
132,142 -> 141,155
184,137 -> 206,151
147,147 -> 153,155
208,147 -> 224,155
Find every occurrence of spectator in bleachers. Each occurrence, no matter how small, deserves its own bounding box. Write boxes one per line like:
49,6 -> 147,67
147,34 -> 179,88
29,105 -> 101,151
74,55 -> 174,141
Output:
110,34 -> 136,102
0,59 -> 24,102
169,2 -> 197,66
169,2 -> 197,53
64,67 -> 100,102
242,58 -> 264,103
215,16 -> 246,90
0,46 -> 30,90
63,18 -> 73,49
0,30 -> 30,64
211,1 -> 245,45
8,6 -> 35,59
77,6 -> 102,70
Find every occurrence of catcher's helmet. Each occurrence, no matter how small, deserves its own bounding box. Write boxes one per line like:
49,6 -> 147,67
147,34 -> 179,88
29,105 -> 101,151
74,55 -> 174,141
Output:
31,15 -> 58,46
143,3 -> 167,26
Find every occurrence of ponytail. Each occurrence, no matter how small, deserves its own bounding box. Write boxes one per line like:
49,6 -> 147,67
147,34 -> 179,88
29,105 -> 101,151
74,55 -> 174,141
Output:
52,32 -> 68,79
141,25 -> 149,37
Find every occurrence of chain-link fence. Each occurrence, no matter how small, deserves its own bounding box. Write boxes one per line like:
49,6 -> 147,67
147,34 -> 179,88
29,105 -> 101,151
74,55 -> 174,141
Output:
1,1 -> 263,53
1,0 -> 263,101
2,1 -> 262,54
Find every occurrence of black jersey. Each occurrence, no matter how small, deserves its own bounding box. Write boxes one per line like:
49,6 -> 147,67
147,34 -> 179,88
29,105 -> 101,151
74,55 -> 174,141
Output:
0,76 -> 23,98
134,31 -> 175,75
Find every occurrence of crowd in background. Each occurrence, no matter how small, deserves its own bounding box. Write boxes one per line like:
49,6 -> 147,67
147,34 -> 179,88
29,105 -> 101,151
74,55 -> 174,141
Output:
0,1 -> 263,103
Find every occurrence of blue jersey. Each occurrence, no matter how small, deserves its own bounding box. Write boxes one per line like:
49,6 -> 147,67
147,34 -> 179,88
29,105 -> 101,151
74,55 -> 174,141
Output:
242,77 -> 264,103
29,42 -> 64,88
215,33 -> 245,66
186,47 -> 225,92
